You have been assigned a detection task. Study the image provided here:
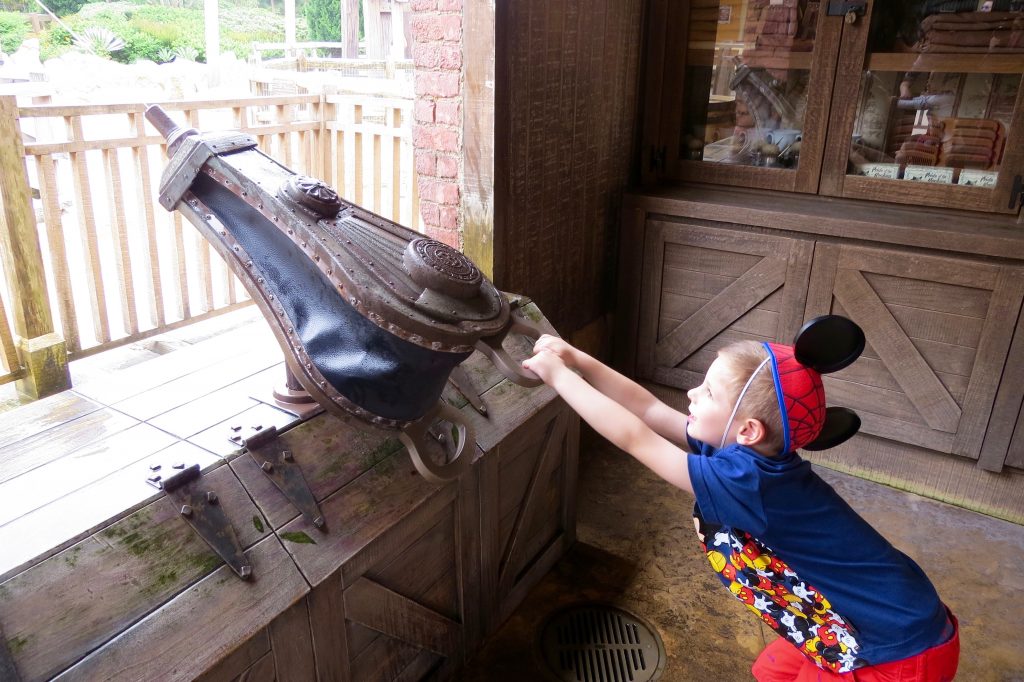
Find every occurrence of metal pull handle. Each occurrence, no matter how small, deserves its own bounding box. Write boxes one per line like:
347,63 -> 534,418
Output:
400,401 -> 475,483
474,306 -> 548,388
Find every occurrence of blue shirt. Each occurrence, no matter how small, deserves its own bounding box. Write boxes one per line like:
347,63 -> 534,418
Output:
686,436 -> 948,672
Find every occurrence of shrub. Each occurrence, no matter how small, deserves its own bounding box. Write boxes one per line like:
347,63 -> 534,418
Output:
304,0 -> 339,43
0,10 -> 28,53
73,26 -> 126,57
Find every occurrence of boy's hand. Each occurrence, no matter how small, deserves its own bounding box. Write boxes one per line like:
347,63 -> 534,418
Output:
532,334 -> 579,369
522,348 -> 568,384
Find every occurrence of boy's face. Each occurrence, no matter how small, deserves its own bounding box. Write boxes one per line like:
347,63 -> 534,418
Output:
686,356 -> 739,446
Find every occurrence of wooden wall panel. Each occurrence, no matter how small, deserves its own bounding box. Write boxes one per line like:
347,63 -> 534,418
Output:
635,220 -> 813,391
494,0 -> 645,335
805,244 -> 1024,460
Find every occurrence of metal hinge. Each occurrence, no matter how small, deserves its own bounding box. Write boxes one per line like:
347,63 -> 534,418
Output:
244,426 -> 326,531
146,462 -> 252,580
827,0 -> 867,22
1010,174 -> 1024,212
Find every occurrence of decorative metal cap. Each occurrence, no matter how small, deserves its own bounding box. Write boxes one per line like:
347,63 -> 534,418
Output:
280,175 -> 343,217
402,238 -> 483,299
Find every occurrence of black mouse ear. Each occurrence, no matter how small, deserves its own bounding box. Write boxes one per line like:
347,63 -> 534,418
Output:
793,315 -> 865,374
802,407 -> 861,451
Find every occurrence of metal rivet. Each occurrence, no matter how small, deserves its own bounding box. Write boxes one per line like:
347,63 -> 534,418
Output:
206,491 -> 218,504
149,463 -> 162,471
180,505 -> 193,517
262,461 -> 273,472
147,474 -> 162,484
313,516 -> 325,529
283,450 -> 294,461
231,425 -> 242,432
252,425 -> 262,431
172,462 -> 185,469
239,565 -> 252,579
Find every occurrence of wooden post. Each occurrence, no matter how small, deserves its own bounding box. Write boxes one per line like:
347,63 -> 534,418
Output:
0,96 -> 70,399
342,0 -> 360,58
362,0 -> 385,59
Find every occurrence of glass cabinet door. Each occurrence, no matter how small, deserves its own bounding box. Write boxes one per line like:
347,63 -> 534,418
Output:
822,0 -> 1024,214
658,0 -> 845,192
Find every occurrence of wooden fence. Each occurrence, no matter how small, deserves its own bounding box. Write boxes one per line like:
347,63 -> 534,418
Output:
0,93 -> 419,394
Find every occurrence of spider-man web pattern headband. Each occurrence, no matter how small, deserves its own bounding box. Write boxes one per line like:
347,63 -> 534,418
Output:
723,315 -> 865,454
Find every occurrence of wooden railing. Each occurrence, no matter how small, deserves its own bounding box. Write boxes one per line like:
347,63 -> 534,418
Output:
0,93 -> 420,394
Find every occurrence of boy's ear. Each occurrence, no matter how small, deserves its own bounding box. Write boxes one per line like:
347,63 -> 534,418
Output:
735,417 -> 767,446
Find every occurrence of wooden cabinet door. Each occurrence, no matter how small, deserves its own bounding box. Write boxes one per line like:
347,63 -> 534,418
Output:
805,244 -> 1024,459
635,221 -> 813,391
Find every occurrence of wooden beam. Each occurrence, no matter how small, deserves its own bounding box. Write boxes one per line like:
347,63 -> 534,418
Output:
344,577 -> 460,657
0,96 -> 69,399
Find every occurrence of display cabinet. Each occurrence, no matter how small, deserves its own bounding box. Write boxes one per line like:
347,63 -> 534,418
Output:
645,0 -> 1024,216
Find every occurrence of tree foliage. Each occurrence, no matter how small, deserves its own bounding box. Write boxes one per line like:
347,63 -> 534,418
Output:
0,11 -> 28,53
303,0 -> 338,42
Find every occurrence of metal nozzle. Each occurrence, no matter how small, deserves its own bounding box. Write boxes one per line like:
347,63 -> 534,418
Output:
144,104 -> 199,157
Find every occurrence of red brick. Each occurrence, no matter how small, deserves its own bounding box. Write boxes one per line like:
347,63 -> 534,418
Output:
415,151 -> 437,175
440,45 -> 462,70
440,14 -> 462,42
435,99 -> 461,126
433,128 -> 460,152
436,181 -> 460,205
414,100 -> 435,124
412,126 -> 433,149
415,72 -> 460,97
410,0 -> 437,10
439,205 -> 459,229
426,225 -> 459,248
411,15 -> 444,42
419,200 -> 440,226
436,155 -> 458,178
438,0 -> 462,10
412,43 -> 440,69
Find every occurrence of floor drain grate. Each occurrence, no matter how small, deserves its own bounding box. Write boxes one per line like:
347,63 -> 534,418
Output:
537,603 -> 666,682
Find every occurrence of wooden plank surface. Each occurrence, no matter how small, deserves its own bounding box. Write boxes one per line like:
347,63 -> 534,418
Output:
194,630 -> 271,682
268,598 -> 316,682
345,577 -> 460,657
833,268 -> 962,432
0,423 -> 176,527
0,461 -> 270,680
0,406 -> 138,485
0,390 -> 99,450
0,441 -> 220,580
49,535 -> 306,682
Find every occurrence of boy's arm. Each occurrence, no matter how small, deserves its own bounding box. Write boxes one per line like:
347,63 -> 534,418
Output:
524,350 -> 694,494
535,336 -> 689,444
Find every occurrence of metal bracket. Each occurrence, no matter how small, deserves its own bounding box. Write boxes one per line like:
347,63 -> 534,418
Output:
146,463 -> 253,580
244,426 -> 326,531
157,132 -> 258,211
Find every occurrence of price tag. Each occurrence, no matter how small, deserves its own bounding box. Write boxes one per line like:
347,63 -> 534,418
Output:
957,169 -> 998,188
904,165 -> 954,184
857,163 -> 899,180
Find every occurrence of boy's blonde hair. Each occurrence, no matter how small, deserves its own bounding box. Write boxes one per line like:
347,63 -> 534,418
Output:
717,340 -> 785,454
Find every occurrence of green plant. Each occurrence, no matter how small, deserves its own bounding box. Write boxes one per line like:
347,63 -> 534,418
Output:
173,43 -> 196,61
73,26 -> 125,57
0,10 -> 28,53
303,0 -> 339,43
154,45 -> 174,63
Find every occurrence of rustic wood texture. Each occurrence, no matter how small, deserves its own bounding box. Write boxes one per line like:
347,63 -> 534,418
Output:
624,186 -> 1024,260
806,434 -> 1024,525
805,244 -> 1024,459
980,308 -> 1024,472
50,536 -> 306,682
194,630 -> 271,682
268,598 -> 316,682
0,461 -> 272,680
493,0 -> 644,334
636,220 -> 812,389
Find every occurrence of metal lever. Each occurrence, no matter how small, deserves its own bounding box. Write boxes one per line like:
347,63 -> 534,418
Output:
146,463 -> 252,580
245,426 -> 326,531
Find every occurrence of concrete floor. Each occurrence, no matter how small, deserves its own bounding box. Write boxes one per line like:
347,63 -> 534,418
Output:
459,430 -> 1024,682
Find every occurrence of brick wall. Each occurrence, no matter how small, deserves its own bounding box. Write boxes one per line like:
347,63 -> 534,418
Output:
410,0 -> 464,248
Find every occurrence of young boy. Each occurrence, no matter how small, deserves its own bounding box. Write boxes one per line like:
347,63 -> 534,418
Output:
522,322 -> 959,681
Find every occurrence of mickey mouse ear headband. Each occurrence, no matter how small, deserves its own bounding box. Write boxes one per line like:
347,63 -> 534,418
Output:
764,315 -> 865,453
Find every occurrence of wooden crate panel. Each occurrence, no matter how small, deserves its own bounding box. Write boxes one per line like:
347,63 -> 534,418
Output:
806,244 -> 1024,459
636,220 -> 812,384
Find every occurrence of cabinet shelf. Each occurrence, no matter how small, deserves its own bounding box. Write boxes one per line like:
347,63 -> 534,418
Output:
687,49 -> 813,71
867,52 -> 1024,74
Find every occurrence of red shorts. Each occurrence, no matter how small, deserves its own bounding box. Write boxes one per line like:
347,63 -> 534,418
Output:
752,612 -> 959,682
